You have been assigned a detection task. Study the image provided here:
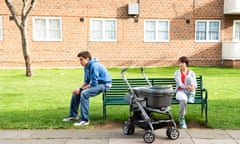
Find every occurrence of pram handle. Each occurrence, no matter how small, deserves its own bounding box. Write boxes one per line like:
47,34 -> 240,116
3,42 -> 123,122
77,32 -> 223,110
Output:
121,67 -> 129,82
140,67 -> 144,73
121,67 -> 133,90
121,67 -> 128,75
140,67 -> 152,87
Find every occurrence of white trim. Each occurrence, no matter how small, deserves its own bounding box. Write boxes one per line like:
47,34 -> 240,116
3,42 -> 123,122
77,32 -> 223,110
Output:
32,16 -> 62,41
90,18 -> 117,42
233,20 -> 240,41
195,20 -> 221,42
0,16 -> 2,40
144,19 -> 170,42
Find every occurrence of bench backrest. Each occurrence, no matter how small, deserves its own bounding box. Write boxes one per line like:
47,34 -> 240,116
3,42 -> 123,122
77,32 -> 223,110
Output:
105,76 -> 203,100
104,78 -> 150,97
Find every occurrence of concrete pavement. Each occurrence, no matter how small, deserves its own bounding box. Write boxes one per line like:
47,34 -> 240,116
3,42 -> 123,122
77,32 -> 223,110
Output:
0,128 -> 239,144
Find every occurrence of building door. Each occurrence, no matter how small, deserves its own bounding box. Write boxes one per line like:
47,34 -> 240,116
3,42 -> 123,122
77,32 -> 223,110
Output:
233,20 -> 240,41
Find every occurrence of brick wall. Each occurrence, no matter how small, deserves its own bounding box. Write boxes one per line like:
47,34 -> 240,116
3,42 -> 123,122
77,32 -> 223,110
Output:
0,0 -> 239,68
222,60 -> 240,68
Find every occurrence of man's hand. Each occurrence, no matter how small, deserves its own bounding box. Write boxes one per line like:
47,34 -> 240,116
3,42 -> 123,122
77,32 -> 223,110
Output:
73,88 -> 81,95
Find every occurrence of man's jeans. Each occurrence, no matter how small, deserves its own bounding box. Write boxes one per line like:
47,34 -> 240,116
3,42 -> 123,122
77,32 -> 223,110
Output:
68,84 -> 110,121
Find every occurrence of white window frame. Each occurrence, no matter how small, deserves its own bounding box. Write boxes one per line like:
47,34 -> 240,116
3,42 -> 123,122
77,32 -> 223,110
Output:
90,18 -> 117,42
195,20 -> 221,42
0,16 -> 2,40
233,20 -> 240,41
32,17 -> 62,41
144,19 -> 170,42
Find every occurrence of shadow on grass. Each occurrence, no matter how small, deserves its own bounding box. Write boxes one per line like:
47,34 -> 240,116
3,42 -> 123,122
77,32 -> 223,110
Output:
206,99 -> 240,129
0,92 -> 24,97
103,98 -> 240,129
0,107 -> 73,129
0,98 -> 239,129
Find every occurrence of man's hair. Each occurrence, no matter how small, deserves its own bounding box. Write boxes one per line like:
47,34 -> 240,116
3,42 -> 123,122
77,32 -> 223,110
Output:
77,51 -> 92,60
178,56 -> 189,66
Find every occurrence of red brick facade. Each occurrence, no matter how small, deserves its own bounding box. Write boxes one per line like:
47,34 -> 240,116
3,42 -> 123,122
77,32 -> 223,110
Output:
0,0 -> 240,68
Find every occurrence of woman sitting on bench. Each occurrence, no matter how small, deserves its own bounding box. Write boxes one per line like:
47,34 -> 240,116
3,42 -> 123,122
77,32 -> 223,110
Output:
174,56 -> 197,129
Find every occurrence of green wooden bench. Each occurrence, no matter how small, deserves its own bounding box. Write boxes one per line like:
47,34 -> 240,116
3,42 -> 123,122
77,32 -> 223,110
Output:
102,76 -> 208,123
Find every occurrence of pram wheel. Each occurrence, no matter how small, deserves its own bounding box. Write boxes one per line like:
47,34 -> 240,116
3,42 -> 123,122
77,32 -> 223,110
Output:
143,130 -> 155,143
123,121 -> 135,135
166,127 -> 180,140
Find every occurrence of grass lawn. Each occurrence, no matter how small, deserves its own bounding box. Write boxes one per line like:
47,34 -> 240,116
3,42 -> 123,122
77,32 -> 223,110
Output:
0,67 -> 240,129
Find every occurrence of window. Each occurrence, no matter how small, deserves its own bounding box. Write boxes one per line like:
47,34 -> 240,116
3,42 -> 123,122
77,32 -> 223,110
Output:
90,19 -> 117,41
233,20 -> 240,41
195,20 -> 220,42
144,20 -> 169,42
0,16 -> 2,40
33,17 -> 62,41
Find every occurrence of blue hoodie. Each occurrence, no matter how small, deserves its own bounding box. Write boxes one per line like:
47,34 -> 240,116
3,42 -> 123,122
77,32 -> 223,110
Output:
84,58 -> 112,87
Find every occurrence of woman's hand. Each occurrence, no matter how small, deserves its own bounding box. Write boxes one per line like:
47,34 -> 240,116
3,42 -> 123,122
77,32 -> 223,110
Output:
186,84 -> 194,91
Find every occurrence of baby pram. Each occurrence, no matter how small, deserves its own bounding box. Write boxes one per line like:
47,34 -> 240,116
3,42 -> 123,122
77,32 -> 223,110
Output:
121,67 -> 179,143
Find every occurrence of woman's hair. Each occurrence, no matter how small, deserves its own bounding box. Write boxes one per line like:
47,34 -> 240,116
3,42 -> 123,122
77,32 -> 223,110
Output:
178,56 -> 189,66
77,51 -> 92,60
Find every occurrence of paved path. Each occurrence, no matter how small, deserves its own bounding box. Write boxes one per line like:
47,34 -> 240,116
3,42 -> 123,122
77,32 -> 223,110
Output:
0,128 -> 239,144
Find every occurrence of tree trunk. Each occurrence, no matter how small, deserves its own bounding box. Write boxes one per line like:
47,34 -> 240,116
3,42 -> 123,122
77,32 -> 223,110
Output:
20,27 -> 32,77
24,55 -> 32,76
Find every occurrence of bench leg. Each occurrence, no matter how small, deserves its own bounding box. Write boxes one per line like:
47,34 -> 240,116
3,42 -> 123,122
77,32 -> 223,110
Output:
201,104 -> 204,117
103,104 -> 106,121
201,103 -> 208,123
205,103 -> 208,123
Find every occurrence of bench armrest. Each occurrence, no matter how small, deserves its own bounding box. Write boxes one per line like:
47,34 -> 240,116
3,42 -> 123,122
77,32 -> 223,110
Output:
202,88 -> 208,100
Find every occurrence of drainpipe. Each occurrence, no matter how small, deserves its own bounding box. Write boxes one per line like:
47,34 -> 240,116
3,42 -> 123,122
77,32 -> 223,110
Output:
193,0 -> 195,40
135,0 -> 140,22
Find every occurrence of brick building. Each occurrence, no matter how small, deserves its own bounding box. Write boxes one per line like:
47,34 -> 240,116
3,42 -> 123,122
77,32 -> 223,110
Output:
0,0 -> 240,68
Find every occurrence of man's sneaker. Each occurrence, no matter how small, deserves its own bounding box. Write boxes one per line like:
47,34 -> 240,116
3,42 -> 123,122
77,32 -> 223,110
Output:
179,119 -> 187,129
73,120 -> 90,126
188,94 -> 195,103
62,116 -> 78,122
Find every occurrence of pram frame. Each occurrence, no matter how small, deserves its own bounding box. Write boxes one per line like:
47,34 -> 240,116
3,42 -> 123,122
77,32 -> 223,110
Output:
121,67 -> 179,143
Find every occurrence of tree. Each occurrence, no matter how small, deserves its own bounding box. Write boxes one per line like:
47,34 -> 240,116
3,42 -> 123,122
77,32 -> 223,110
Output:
5,0 -> 36,77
